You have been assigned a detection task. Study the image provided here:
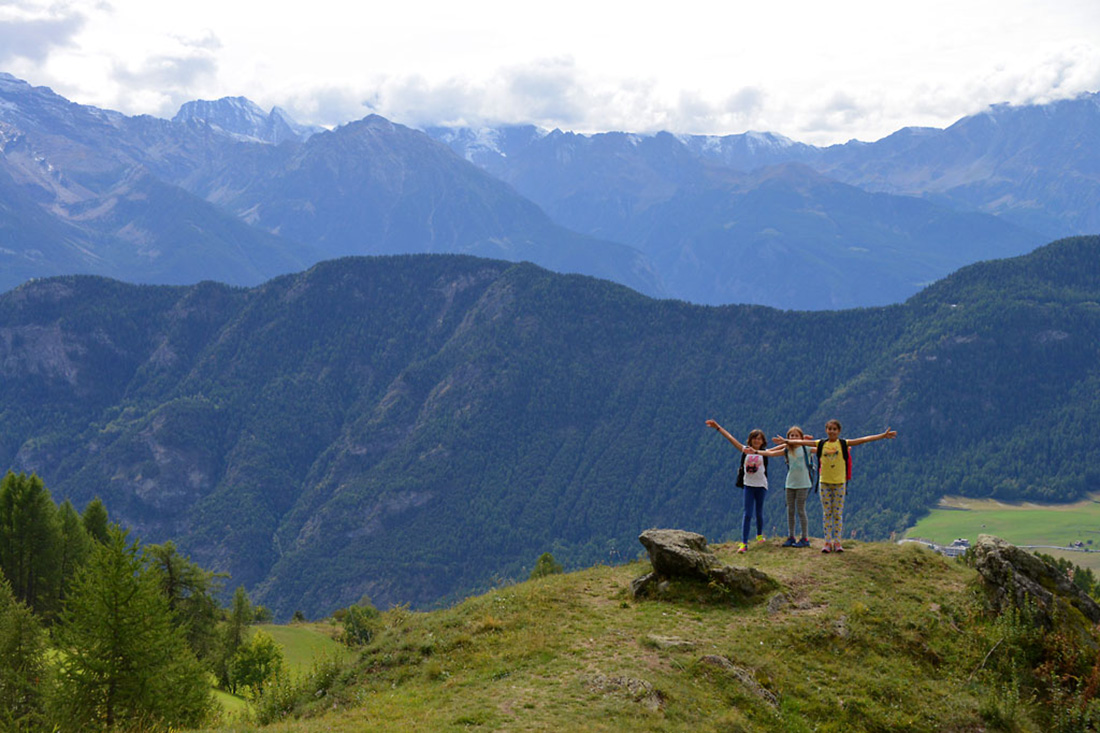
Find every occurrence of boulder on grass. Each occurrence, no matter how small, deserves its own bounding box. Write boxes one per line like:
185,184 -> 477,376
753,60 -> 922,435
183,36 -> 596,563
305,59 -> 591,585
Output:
634,528 -> 777,602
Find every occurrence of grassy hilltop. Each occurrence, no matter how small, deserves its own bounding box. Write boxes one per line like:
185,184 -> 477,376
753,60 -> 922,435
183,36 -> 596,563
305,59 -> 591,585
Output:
202,538 -> 1091,733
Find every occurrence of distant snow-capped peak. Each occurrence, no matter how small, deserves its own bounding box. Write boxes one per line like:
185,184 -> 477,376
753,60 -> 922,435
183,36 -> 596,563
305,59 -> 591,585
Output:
173,97 -> 321,144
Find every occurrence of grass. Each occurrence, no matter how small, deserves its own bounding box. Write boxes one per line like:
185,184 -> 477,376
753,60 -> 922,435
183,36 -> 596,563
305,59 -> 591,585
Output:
255,621 -> 355,673
195,538 -> 1053,732
905,491 -> 1100,572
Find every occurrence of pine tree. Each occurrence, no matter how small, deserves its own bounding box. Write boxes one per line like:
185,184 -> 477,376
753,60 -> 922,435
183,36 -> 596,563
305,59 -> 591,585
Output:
55,500 -> 92,610
81,497 -> 110,545
146,540 -> 223,664
0,574 -> 46,730
217,585 -> 254,689
0,472 -> 62,618
51,527 -> 212,731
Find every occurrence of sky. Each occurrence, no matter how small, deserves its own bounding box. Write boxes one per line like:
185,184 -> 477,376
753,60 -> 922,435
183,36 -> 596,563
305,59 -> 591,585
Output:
2,0 -> 1100,145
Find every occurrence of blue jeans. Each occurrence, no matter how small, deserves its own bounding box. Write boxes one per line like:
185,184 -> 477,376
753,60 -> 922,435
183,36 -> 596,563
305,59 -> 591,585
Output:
741,486 -> 767,543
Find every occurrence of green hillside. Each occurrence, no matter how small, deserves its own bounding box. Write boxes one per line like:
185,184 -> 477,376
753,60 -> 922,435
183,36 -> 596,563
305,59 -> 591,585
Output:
198,539 -> 1094,732
2,237 -> 1099,616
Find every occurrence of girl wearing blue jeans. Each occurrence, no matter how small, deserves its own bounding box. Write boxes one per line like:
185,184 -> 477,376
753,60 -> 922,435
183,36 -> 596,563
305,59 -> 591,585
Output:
706,420 -> 787,553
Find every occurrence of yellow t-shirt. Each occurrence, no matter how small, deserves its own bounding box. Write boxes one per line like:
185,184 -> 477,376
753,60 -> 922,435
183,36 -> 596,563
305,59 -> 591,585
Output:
819,440 -> 847,484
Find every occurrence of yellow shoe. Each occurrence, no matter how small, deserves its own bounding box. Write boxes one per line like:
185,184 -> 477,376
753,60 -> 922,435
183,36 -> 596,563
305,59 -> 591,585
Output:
756,535 -> 766,543
737,542 -> 748,553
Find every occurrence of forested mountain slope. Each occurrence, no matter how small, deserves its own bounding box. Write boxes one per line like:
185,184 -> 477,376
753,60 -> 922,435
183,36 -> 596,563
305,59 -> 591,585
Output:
1,237 -> 1097,617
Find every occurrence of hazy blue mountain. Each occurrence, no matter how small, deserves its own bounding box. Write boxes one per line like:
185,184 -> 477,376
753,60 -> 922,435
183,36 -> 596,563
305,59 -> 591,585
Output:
173,96 -> 323,144
427,125 -> 1045,308
0,74 -> 311,291
2,237 -> 1097,616
810,95 -> 1100,238
0,74 -> 662,299
167,115 -> 664,296
673,94 -> 1100,239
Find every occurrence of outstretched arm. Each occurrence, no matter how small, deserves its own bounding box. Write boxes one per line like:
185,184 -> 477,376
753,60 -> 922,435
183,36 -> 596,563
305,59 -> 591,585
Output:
847,428 -> 898,447
774,435 -> 816,447
706,420 -> 752,453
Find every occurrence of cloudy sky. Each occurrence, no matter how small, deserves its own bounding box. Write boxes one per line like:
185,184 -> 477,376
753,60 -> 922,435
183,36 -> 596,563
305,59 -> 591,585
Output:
2,0 -> 1099,144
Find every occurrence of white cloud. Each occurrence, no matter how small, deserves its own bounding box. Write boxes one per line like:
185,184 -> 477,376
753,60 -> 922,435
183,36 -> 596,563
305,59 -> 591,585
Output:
5,0 -> 1100,144
0,3 -> 86,64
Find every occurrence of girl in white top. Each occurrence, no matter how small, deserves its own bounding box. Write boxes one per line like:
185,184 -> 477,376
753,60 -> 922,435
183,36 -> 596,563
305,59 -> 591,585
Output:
705,420 -> 787,554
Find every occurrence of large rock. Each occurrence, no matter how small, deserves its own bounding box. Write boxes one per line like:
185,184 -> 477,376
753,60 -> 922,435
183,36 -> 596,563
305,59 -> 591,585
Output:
637,529 -> 717,580
634,528 -> 777,602
971,534 -> 1100,629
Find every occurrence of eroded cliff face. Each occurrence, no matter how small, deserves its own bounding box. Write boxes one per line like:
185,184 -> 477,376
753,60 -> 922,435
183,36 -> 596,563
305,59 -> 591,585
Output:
972,534 -> 1100,646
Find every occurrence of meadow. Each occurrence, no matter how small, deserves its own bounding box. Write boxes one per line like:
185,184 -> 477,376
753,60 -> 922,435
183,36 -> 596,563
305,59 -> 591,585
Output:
904,492 -> 1100,572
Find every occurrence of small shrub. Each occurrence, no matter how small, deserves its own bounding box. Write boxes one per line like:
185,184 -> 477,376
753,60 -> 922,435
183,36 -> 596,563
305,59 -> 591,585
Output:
229,629 -> 286,694
249,652 -> 346,725
529,552 -> 563,580
341,601 -> 381,647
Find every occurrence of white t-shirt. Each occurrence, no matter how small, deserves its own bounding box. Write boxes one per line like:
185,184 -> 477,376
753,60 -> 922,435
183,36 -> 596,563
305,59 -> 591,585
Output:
742,453 -> 768,489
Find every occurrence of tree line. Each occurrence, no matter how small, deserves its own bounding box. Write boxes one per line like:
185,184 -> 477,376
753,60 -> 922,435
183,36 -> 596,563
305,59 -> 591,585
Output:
0,471 -> 286,732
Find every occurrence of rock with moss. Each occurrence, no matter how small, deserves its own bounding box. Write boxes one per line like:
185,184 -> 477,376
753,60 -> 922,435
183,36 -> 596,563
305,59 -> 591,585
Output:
638,529 -> 717,579
972,534 -> 1100,638
634,528 -> 777,601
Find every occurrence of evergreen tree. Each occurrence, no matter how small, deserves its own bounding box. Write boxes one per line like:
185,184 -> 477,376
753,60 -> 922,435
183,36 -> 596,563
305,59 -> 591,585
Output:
51,527 -> 212,731
0,472 -> 62,619
81,497 -> 110,545
146,540 -> 223,664
55,500 -> 92,610
217,585 -> 254,689
0,574 -> 46,731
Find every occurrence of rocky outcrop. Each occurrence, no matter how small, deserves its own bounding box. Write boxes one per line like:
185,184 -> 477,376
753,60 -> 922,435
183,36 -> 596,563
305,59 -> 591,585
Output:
585,673 -> 665,711
971,534 -> 1100,632
633,529 -> 778,602
697,655 -> 779,708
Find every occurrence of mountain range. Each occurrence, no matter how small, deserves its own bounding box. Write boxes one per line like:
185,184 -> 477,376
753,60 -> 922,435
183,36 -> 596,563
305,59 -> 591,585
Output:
0,72 -> 660,299
6,72 -> 1100,308
2,236 -> 1097,617
426,95 -> 1100,306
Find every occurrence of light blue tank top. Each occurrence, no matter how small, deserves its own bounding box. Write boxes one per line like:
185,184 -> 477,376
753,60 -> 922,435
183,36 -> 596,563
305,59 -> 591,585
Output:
785,446 -> 813,489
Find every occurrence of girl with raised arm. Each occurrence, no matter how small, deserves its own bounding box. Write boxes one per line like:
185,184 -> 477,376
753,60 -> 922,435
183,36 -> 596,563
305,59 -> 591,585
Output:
706,420 -> 787,554
774,419 -> 897,554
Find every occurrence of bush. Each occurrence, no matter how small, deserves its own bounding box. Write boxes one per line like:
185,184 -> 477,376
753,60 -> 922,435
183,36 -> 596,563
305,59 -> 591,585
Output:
249,652 -> 345,725
229,629 -> 285,694
342,601 -> 381,646
529,552 -> 563,580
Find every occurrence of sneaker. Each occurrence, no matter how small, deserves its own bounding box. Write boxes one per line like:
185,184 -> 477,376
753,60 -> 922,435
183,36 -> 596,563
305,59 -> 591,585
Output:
737,542 -> 748,553
834,543 -> 844,553
782,537 -> 797,547
821,543 -> 832,554
796,538 -> 811,548
756,535 -> 766,543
